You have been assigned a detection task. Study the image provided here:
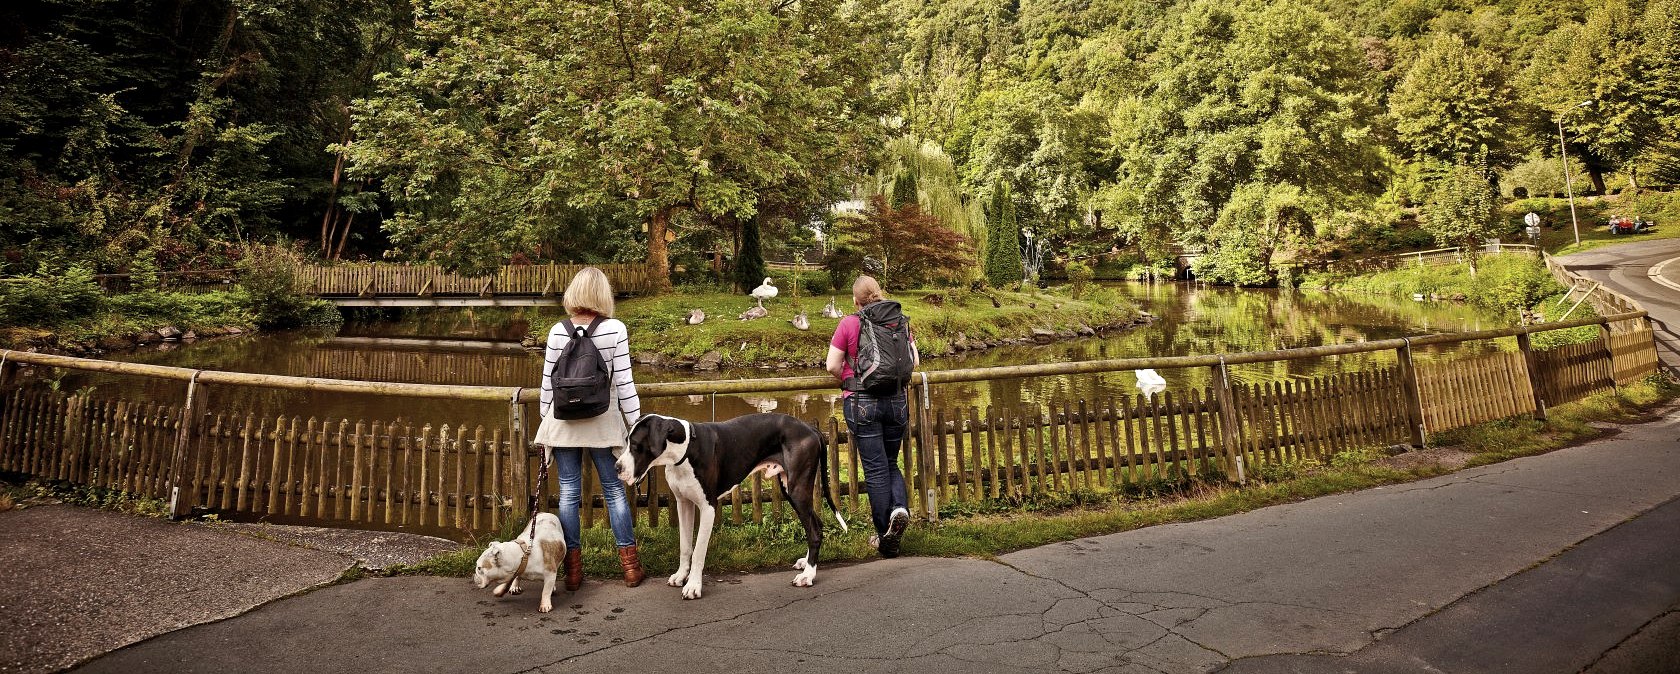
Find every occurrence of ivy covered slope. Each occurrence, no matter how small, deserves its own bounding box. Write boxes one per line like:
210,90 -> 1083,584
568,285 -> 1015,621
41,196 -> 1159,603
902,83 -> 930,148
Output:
606,287 -> 1142,369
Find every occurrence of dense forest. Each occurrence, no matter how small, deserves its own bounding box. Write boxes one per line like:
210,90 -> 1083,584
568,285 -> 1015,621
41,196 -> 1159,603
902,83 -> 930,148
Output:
3,0 -> 1677,287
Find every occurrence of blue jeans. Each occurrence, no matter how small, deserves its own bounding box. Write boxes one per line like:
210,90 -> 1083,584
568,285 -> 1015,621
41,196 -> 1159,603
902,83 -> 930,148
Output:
551,447 -> 636,549
844,391 -> 909,535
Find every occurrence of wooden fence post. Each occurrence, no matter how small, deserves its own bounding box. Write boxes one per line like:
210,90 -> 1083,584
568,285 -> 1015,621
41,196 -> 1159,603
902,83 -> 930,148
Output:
1395,339 -> 1427,447
167,372 -> 204,519
1210,359 -> 1245,484
508,389 -> 531,520
914,373 -> 937,522
1516,331 -> 1548,420
0,351 -> 16,388
1598,322 -> 1618,391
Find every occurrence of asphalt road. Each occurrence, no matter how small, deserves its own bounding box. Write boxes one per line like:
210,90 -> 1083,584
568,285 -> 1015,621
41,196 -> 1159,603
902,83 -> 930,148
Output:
69,409 -> 1680,673
1560,238 -> 1680,370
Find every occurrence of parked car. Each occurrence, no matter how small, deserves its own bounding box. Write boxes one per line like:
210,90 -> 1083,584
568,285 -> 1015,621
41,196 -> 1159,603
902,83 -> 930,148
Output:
1607,216 -> 1655,234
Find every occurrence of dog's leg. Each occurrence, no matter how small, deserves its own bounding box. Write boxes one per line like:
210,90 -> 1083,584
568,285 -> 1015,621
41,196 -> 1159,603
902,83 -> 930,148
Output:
538,573 -> 556,613
787,474 -> 822,587
508,578 -> 522,595
669,496 -> 695,588
682,503 -> 716,599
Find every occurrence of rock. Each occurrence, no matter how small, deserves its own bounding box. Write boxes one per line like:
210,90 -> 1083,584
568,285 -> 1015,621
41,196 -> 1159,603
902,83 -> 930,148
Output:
97,335 -> 135,351
1058,330 -> 1076,339
181,330 -> 198,341
1077,325 -> 1096,337
225,326 -> 245,335
921,293 -> 945,307
157,326 -> 182,340
197,326 -> 226,338
1028,302 -> 1037,309
696,350 -> 724,371
1450,293 -> 1468,301
1032,328 -> 1056,344
633,352 -> 663,366
520,336 -> 539,349
137,331 -> 160,344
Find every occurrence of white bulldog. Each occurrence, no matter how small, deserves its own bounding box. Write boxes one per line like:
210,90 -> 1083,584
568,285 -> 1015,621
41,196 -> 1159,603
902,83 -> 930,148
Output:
473,512 -> 565,612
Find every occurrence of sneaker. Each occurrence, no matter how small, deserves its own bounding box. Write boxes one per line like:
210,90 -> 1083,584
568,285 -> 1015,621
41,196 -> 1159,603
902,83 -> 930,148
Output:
880,508 -> 909,558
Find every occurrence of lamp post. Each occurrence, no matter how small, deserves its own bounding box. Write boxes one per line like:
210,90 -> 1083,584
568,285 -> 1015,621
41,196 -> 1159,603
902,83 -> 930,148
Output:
1557,100 -> 1594,246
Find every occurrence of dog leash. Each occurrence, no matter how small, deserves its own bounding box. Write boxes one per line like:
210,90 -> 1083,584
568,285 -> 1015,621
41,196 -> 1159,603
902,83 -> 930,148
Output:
515,386 -> 544,576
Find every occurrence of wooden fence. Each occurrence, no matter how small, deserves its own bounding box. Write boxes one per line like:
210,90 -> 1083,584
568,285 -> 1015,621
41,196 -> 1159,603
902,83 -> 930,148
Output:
296,262 -> 656,297
0,311 -> 1661,538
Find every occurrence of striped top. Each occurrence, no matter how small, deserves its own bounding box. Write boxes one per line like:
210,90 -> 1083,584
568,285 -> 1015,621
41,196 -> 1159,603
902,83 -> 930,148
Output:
532,317 -> 642,449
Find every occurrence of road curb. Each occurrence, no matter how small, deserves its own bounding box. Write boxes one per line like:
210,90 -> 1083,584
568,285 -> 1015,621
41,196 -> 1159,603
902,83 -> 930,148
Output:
1647,256 -> 1680,293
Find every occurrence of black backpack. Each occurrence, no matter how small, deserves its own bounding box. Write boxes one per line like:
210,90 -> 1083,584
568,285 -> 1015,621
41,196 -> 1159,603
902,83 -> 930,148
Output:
548,316 -> 612,420
845,300 -> 915,395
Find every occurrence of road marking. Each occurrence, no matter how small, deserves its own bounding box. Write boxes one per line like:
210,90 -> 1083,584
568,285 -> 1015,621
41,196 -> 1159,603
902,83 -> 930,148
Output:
1648,256 -> 1680,293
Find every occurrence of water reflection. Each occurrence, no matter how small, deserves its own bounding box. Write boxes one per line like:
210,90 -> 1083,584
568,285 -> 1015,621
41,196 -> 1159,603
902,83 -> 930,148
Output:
47,283 -> 1502,433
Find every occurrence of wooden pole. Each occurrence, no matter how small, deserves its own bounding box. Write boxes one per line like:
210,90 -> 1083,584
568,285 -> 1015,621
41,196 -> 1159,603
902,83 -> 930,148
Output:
1395,340 -> 1427,447
1210,360 -> 1245,483
1516,332 -> 1548,420
166,373 -> 204,519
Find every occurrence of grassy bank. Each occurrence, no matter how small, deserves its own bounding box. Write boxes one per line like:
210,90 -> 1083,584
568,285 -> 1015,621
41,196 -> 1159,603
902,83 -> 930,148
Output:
1511,192 -> 1680,255
0,251 -> 340,353
526,285 -> 1141,368
395,375 -> 1676,579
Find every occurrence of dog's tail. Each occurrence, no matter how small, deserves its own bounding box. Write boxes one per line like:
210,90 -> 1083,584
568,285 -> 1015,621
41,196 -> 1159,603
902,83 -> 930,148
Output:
816,426 -> 848,532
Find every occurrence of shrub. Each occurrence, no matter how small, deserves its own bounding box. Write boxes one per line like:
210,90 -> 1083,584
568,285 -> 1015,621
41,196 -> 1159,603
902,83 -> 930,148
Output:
236,245 -> 342,329
823,245 -> 864,291
1066,261 -> 1094,299
0,265 -> 103,327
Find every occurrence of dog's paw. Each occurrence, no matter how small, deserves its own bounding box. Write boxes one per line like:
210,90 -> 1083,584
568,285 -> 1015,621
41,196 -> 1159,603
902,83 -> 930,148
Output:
509,586 -> 523,596
793,557 -> 808,571
792,565 -> 817,587
681,582 -> 703,600
539,602 -> 552,613
667,570 -> 689,587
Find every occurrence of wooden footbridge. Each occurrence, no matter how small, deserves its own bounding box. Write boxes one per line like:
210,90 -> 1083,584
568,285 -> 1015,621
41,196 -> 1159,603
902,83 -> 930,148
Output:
296,263 -> 656,307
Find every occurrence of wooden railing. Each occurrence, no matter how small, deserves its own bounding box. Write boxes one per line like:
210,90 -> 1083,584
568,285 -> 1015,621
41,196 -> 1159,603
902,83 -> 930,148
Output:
0,304 -> 1660,537
295,262 -> 657,297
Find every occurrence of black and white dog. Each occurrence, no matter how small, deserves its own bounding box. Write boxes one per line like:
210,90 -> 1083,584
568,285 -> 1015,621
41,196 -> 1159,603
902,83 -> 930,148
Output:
617,413 -> 847,599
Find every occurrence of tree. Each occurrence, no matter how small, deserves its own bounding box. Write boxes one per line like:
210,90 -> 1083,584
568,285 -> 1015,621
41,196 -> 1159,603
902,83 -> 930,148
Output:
848,195 -> 975,288
345,0 -> 885,281
1423,164 -> 1499,275
1101,0 -> 1381,282
983,184 -> 1022,286
1389,34 -> 1524,173
734,217 -> 766,293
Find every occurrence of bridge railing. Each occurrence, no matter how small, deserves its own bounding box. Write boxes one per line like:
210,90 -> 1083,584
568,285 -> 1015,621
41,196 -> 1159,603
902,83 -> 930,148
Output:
296,262 -> 656,297
0,310 -> 1659,538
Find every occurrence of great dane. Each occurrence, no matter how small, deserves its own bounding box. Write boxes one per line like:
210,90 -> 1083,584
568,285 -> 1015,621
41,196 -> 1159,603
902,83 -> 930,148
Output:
618,413 -> 847,599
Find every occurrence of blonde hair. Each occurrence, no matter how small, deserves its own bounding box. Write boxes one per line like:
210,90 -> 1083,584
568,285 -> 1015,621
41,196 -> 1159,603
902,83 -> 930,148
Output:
563,267 -> 616,317
852,275 -> 884,307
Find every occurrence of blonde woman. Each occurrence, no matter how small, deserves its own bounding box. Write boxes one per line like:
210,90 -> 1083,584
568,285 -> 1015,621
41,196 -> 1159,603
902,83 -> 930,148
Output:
533,267 -> 645,590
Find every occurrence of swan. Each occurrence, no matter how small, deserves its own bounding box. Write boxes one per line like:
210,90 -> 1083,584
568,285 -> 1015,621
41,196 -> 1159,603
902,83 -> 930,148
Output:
738,305 -> 768,321
687,309 -> 706,325
821,297 -> 843,319
791,312 -> 810,331
750,277 -> 778,308
1135,368 -> 1167,401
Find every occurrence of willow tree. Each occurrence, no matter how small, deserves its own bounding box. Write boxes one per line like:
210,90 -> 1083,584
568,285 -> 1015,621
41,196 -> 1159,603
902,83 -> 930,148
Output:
345,0 -> 885,282
873,136 -> 981,267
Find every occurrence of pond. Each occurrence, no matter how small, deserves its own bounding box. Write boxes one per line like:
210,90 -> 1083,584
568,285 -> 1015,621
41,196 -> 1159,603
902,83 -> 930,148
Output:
45,283 -> 1504,433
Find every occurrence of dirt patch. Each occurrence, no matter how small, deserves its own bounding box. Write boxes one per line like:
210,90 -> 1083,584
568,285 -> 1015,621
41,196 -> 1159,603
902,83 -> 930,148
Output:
1373,446 -> 1477,471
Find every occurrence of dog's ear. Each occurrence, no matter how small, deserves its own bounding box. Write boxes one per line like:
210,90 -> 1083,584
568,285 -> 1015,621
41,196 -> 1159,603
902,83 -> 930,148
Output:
489,544 -> 501,565
666,418 -> 687,445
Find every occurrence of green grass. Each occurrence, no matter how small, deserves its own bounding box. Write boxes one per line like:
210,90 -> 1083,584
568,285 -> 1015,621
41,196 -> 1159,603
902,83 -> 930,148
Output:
0,288 -> 260,351
525,284 -> 1139,368
394,375 -> 1677,580
1514,191 -> 1680,256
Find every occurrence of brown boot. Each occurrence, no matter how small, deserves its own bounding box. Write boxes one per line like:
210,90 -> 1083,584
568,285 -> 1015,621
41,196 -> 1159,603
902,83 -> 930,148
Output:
618,545 -> 646,588
563,548 -> 583,592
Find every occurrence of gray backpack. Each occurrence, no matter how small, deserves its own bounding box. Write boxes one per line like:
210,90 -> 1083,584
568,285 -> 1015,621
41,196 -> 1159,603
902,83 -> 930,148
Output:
845,300 -> 914,395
